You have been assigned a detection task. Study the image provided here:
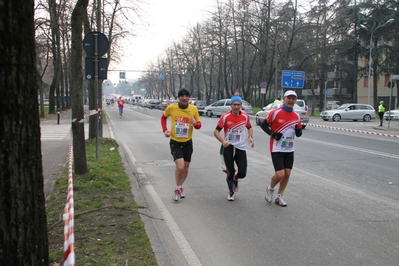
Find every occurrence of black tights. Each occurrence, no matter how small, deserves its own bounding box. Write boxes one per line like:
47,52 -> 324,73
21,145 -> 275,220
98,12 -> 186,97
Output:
223,145 -> 247,183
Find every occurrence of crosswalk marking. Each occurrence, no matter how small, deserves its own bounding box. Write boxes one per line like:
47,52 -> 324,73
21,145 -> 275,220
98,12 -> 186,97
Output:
40,124 -> 90,140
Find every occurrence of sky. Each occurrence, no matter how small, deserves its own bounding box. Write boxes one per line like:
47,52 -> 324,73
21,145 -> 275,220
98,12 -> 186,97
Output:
107,0 -> 217,84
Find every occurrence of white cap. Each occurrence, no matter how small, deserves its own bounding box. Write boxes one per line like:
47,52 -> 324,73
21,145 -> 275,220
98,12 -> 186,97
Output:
380,101 -> 384,104
284,90 -> 297,97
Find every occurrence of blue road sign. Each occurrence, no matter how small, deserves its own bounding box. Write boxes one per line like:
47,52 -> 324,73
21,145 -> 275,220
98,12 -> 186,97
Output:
281,70 -> 305,89
158,71 -> 165,80
323,89 -> 328,95
119,71 -> 126,79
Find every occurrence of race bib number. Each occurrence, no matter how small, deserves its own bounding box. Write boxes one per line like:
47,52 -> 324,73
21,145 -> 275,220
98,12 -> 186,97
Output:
280,136 -> 294,149
227,129 -> 243,144
175,122 -> 189,138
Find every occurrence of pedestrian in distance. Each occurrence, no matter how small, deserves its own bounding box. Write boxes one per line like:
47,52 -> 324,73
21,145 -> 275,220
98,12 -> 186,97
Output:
273,97 -> 281,104
378,101 -> 386,126
161,88 -> 202,202
117,96 -> 125,118
214,95 -> 254,201
260,90 -> 303,207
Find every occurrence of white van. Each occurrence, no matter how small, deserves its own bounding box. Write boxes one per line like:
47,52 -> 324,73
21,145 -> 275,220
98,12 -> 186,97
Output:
132,95 -> 143,105
296,99 -> 308,111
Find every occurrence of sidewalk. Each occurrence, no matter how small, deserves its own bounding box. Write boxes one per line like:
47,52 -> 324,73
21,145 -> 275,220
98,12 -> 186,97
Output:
41,108 -> 111,197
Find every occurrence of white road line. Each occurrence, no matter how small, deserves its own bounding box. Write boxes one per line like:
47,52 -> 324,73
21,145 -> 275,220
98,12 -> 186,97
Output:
301,137 -> 399,160
122,142 -> 202,266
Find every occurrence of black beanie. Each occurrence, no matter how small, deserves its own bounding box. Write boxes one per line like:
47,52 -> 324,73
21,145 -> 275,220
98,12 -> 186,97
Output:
178,88 -> 190,97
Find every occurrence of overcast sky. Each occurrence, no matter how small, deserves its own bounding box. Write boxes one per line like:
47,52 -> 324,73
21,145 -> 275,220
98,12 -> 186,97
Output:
107,0 -> 217,83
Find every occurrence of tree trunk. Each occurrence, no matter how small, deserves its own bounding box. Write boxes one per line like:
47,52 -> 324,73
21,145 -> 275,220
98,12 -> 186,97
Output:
48,0 -> 61,114
71,0 -> 89,174
0,0 -> 49,264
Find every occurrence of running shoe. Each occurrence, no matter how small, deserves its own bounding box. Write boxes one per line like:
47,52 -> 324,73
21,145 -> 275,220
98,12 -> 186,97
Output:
233,175 -> 239,192
265,186 -> 274,203
179,187 -> 185,199
275,195 -> 287,207
227,191 -> 235,201
173,189 -> 181,202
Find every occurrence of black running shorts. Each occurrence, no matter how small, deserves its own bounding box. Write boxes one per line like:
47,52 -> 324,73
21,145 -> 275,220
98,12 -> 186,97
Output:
170,139 -> 193,162
271,152 -> 294,171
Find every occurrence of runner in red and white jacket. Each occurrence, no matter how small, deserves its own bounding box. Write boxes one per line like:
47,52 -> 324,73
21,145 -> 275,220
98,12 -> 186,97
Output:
260,90 -> 303,207
214,95 -> 254,201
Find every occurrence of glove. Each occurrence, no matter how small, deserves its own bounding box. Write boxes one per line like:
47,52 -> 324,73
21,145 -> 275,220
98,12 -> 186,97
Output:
271,132 -> 283,140
295,125 -> 302,137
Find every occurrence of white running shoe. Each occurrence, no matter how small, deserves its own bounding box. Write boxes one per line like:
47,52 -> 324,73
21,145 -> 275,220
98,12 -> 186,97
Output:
227,192 -> 235,201
275,195 -> 287,207
173,189 -> 181,202
179,187 -> 185,199
265,186 -> 274,203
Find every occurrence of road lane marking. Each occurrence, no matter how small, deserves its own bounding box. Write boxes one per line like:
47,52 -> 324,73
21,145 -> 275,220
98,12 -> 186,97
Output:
122,142 -> 202,266
301,138 -> 399,160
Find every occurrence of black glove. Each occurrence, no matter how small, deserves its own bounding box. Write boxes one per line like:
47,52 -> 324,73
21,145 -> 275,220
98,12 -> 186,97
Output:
271,132 -> 283,140
295,125 -> 302,137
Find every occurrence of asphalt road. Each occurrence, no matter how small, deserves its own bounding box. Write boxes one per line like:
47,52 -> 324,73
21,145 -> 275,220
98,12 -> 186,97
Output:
105,104 -> 399,266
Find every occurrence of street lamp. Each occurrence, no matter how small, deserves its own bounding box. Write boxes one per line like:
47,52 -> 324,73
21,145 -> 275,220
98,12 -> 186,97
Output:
367,18 -> 394,105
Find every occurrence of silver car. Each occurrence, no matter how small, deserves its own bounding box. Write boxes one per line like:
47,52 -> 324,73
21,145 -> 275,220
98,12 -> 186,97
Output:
384,107 -> 399,120
190,100 -> 207,116
255,103 -> 309,128
320,103 -> 376,122
204,99 -> 253,117
295,99 -> 308,111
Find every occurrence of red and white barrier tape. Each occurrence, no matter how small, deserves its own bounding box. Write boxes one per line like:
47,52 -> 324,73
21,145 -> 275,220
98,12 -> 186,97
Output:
72,108 -> 102,123
63,129 -> 75,266
307,123 -> 399,138
248,114 -> 398,138
63,107 -> 104,265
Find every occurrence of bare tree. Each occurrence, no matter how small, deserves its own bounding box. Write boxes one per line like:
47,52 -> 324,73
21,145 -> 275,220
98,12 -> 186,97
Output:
0,0 -> 49,264
71,0 -> 89,174
48,0 -> 62,114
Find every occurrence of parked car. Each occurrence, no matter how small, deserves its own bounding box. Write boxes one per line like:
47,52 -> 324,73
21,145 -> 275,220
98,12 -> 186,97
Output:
204,99 -> 253,117
190,100 -> 207,116
159,100 -> 171,110
320,103 -> 376,122
326,101 -> 340,110
139,99 -> 151,108
148,99 -> 161,109
296,99 -> 308,111
255,103 -> 309,128
384,107 -> 399,120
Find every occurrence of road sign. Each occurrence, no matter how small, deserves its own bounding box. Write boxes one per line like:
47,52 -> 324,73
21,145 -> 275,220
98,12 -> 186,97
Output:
119,71 -> 126,79
259,81 -> 266,88
158,71 -> 165,80
281,70 -> 305,89
83,31 -> 109,57
391,74 -> 399,80
85,58 -> 108,79
323,89 -> 328,95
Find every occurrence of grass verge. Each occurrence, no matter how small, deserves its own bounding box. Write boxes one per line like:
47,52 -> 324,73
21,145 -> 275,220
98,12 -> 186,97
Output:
46,138 -> 157,266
